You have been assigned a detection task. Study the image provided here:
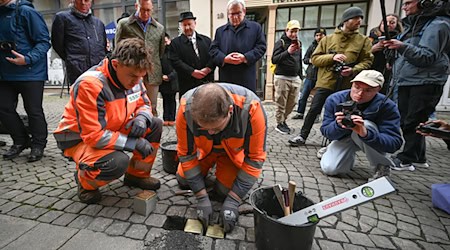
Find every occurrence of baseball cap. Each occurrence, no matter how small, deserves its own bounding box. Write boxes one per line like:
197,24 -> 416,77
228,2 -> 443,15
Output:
286,20 -> 301,30
351,70 -> 384,88
314,27 -> 326,36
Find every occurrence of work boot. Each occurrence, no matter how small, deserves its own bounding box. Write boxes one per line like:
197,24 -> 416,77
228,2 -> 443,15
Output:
124,173 -> 161,190
74,172 -> 102,204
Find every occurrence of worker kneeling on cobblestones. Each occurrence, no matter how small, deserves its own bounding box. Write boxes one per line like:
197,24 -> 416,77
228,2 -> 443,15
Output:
176,83 -> 267,233
54,38 -> 162,204
320,70 -> 403,181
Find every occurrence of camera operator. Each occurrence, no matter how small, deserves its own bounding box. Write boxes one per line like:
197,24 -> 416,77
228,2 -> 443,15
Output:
320,70 -> 403,181
383,0 -> 450,171
289,6 -> 373,146
0,0 -> 50,162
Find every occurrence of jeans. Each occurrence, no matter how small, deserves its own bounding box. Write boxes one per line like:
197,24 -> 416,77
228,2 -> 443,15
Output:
397,84 -> 444,164
296,78 -> 316,114
300,88 -> 334,139
0,81 -> 48,149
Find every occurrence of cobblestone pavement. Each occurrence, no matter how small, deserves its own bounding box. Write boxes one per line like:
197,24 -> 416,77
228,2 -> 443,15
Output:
0,93 -> 449,249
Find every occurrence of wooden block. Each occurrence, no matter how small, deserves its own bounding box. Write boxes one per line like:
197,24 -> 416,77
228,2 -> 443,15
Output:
206,224 -> 224,239
133,190 -> 157,216
184,219 -> 203,235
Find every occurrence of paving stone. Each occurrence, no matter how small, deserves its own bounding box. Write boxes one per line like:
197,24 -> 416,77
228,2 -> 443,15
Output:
376,221 -> 397,234
238,215 -> 254,228
3,222 -> 78,250
418,216 -> 446,229
397,221 -> 421,236
105,221 -> 130,236
246,228 -> 255,242
58,189 -> 76,199
87,217 -> 114,232
154,203 -> 169,214
46,188 -> 66,197
22,207 -> 48,219
7,204 -> 34,217
0,199 -> 8,206
52,213 -> 78,226
115,198 -> 133,208
226,226 -> 245,240
344,231 -> 375,247
125,224 -> 148,240
0,214 -> 38,248
341,243 -> 366,250
417,241 -> 445,250
144,213 -> 166,227
64,202 -> 87,213
368,234 -> 396,249
68,214 -> 94,229
60,229 -> 144,249
318,240 -> 344,250
391,237 -> 422,250
80,204 -> 103,216
398,230 -> 423,240
112,208 -> 133,221
98,207 -> 119,218
166,205 -> 187,217
145,227 -> 168,242
34,187 -> 54,195
322,228 -> 349,242
11,192 -> 35,203
99,196 -> 121,206
128,213 -> 147,223
215,239 -> 236,250
0,201 -> 21,213
1,190 -> 24,200
37,210 -> 64,223
52,199 -> 73,210
35,196 -> 59,208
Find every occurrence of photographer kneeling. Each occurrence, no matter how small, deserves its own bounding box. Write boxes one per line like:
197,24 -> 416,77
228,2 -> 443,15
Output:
320,70 -> 403,181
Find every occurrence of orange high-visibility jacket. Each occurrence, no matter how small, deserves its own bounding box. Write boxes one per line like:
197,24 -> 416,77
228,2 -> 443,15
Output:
176,83 -> 267,197
54,58 -> 152,152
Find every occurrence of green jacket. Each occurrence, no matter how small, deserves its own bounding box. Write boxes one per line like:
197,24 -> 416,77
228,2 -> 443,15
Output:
311,28 -> 373,91
115,15 -> 165,86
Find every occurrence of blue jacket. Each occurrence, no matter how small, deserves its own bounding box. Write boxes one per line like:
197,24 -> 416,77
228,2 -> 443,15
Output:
0,0 -> 50,81
321,90 -> 403,153
210,19 -> 266,92
51,9 -> 106,85
392,15 -> 450,87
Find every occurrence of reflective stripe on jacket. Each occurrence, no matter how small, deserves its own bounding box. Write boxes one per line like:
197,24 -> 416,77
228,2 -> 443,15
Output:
54,58 -> 152,151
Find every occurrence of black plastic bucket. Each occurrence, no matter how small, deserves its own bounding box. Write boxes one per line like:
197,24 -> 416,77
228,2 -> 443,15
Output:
250,186 -> 318,250
160,141 -> 178,174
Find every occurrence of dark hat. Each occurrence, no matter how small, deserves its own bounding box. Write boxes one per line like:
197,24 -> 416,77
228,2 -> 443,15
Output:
179,11 -> 196,22
341,6 -> 364,23
314,27 -> 326,35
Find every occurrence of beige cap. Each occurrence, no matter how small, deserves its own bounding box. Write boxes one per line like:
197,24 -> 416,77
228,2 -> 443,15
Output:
286,20 -> 301,30
351,70 -> 384,88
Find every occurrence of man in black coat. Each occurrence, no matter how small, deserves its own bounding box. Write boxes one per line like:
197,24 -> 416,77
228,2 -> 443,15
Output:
168,11 -> 214,98
51,0 -> 106,86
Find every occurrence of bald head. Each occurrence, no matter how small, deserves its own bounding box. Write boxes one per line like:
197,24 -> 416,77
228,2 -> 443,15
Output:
191,83 -> 233,125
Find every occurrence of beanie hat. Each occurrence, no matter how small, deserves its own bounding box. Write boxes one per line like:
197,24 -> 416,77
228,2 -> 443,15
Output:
341,6 -> 364,23
314,27 -> 326,36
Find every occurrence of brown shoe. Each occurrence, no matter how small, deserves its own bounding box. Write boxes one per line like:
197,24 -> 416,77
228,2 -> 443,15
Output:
74,172 -> 102,204
124,173 -> 161,190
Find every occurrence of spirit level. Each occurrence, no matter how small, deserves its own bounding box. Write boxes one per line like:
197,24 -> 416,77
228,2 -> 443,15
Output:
278,177 -> 396,225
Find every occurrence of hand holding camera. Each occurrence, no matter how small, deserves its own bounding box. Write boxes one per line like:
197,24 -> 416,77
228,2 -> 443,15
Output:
416,120 -> 450,139
287,39 -> 300,54
336,101 -> 367,136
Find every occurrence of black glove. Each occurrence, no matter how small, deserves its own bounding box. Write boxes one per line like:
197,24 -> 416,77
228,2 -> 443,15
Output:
135,138 -> 154,158
196,193 -> 213,229
219,195 -> 240,233
125,115 -> 149,138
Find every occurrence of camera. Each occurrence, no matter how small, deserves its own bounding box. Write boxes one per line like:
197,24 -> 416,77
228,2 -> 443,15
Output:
337,101 -> 362,128
0,41 -> 16,52
417,122 -> 450,139
332,61 -> 347,73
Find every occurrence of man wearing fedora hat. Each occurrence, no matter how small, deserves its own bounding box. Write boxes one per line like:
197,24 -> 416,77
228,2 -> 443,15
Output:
319,70 -> 402,181
169,11 -> 214,98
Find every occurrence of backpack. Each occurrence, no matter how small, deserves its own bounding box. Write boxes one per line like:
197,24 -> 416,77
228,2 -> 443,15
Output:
270,39 -> 286,74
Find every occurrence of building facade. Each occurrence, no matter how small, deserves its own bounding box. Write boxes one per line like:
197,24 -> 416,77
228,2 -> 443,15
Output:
35,0 -> 450,110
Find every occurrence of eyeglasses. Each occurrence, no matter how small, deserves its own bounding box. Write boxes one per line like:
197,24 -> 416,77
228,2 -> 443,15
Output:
352,83 -> 379,93
228,11 -> 243,17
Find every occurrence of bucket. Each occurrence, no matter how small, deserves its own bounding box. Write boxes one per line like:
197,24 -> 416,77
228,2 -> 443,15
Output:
250,186 -> 317,250
160,141 -> 178,174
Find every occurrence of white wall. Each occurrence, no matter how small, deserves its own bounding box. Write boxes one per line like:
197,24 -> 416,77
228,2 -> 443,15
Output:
189,0 -> 212,37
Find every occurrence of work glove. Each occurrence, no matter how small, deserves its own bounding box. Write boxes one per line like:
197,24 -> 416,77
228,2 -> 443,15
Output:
125,115 -> 149,138
196,193 -> 213,230
135,138 -> 154,158
219,195 -> 240,233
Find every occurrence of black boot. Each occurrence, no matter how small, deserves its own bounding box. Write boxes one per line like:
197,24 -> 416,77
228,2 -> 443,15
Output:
3,144 -> 29,160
